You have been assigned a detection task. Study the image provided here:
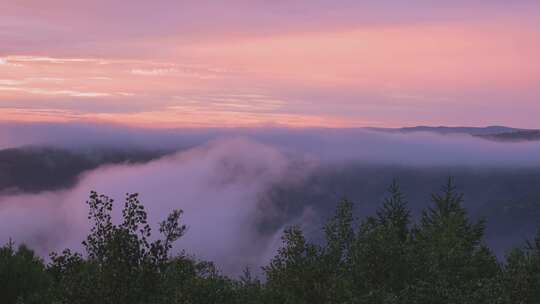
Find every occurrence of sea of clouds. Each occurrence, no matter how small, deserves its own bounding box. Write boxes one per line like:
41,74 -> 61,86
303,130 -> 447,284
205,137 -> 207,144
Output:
1,122 -> 540,275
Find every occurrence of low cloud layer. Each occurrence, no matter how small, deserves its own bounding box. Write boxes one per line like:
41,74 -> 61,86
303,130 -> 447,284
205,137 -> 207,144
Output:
2,122 -> 540,166
0,138 -> 305,275
1,123 -> 540,275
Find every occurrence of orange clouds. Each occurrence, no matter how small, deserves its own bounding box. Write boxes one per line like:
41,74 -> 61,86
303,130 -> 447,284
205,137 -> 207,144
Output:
183,19 -> 540,92
1,4 -> 539,128
0,107 -> 367,129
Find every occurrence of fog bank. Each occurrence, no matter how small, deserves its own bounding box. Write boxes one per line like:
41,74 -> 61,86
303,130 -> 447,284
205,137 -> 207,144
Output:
1,123 -> 540,275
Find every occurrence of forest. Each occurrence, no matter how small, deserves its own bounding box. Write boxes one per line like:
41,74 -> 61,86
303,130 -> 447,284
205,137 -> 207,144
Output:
1,179 -> 539,304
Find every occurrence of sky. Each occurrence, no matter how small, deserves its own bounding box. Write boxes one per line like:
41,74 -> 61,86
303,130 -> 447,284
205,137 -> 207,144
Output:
1,1 -> 539,128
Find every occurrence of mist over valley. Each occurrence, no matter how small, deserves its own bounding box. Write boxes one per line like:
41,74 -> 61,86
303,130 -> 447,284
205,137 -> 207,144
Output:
2,123 -> 540,275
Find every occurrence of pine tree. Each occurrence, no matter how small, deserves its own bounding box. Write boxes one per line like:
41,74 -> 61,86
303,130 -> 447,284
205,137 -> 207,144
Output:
405,178 -> 500,303
349,180 -> 413,302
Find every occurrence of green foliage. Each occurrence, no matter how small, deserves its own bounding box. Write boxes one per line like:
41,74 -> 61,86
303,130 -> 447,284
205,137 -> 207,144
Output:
159,257 -> 238,304
404,178 -> 501,303
49,191 -> 190,304
1,179 -> 540,303
349,180 -> 413,302
264,225 -> 329,303
503,230 -> 540,303
0,240 -> 51,304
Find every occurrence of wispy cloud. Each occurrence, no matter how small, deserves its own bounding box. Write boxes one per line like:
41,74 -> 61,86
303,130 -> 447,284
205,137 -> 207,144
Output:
130,68 -> 177,76
116,92 -> 136,97
0,57 -> 23,67
88,77 -> 113,81
173,93 -> 287,113
1,0 -> 539,128
0,108 -> 78,123
0,86 -> 110,98
0,79 -> 25,86
5,56 -> 108,64
130,66 -> 220,79
26,77 -> 66,83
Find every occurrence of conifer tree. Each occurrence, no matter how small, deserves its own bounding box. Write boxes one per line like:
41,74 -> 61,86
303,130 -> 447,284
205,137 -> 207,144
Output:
349,180 -> 413,302
405,178 -> 500,303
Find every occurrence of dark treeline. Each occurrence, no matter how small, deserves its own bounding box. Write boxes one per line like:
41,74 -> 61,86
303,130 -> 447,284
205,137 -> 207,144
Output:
1,179 -> 539,303
0,147 -> 168,194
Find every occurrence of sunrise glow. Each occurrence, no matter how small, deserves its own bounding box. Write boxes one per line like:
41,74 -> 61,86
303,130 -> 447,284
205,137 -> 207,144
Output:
1,1 -> 539,128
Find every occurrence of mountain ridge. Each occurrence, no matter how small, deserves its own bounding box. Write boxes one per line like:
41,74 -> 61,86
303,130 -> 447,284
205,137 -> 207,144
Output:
366,125 -> 540,141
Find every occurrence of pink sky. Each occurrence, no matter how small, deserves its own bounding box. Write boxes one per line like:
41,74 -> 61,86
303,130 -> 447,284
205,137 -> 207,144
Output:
1,1 -> 539,128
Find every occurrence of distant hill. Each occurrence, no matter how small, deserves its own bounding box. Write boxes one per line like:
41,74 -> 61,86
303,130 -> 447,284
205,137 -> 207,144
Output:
398,125 -> 524,135
0,147 -> 169,194
367,126 -> 540,142
477,130 -> 540,142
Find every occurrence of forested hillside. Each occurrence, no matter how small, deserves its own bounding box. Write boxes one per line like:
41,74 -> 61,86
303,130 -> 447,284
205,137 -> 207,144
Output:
0,147 -> 168,194
2,179 -> 539,303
